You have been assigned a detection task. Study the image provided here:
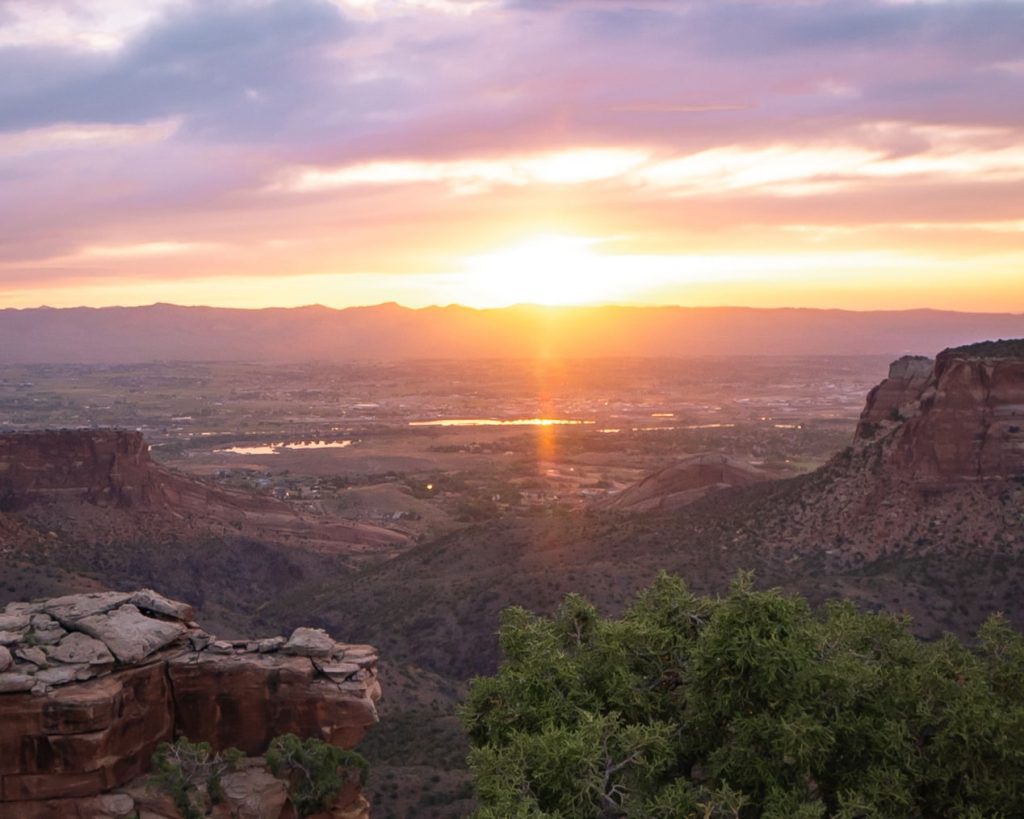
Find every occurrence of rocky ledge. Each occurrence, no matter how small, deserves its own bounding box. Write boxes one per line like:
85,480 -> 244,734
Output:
854,340 -> 1024,481
0,590 -> 379,816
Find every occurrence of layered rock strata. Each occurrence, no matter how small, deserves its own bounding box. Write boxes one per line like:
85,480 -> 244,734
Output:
855,341 -> 1024,481
0,428 -> 408,555
0,590 -> 379,816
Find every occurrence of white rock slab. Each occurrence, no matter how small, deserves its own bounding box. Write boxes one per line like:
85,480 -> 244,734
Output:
47,632 -> 116,666
283,627 -> 334,657
0,673 -> 35,693
75,604 -> 186,664
45,592 -> 132,627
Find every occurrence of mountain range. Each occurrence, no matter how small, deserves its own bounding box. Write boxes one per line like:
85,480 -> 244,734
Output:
3,303 -> 1024,362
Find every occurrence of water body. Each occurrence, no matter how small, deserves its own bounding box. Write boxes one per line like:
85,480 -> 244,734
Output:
216,440 -> 352,455
408,418 -> 594,427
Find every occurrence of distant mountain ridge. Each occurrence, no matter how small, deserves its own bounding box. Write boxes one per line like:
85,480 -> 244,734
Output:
2,303 -> 1023,362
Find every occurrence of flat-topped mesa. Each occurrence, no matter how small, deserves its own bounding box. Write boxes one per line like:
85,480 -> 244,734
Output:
855,339 -> 1024,481
0,590 -> 380,814
0,428 -> 410,558
0,429 -> 156,508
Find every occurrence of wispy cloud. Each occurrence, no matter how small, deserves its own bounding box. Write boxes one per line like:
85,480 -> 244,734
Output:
279,148 -> 651,193
0,0 -> 1022,310
79,241 -> 220,259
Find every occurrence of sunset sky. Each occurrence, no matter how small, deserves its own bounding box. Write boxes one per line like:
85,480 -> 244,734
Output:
1,0 -> 1023,311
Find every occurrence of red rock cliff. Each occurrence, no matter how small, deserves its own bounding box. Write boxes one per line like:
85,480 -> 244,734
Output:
0,430 -> 157,508
855,340 -> 1024,481
0,590 -> 379,817
0,429 -> 408,556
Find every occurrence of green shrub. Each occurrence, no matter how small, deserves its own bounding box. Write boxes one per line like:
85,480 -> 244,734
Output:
151,738 -> 244,819
266,733 -> 369,816
462,572 -> 1024,817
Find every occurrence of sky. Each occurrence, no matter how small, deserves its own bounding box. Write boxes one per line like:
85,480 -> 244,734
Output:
1,0 -> 1023,312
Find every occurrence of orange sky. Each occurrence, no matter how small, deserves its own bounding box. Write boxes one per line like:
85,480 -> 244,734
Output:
1,1 -> 1023,312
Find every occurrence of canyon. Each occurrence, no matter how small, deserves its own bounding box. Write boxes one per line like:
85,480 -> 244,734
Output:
1,339 -> 1023,817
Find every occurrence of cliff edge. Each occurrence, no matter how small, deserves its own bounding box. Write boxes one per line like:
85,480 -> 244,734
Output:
854,340 -> 1024,481
0,589 -> 380,817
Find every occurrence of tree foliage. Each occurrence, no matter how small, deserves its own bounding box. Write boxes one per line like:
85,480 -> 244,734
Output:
151,737 -> 244,819
266,733 -> 369,817
462,572 -> 1024,817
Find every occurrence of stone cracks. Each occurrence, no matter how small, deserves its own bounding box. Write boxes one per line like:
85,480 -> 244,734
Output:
0,590 -> 380,816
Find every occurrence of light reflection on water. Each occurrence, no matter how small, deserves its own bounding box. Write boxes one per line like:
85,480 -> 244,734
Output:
216,440 -> 352,455
408,418 -> 594,427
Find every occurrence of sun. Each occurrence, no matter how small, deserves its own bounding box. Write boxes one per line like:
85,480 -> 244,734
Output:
458,234 -> 627,307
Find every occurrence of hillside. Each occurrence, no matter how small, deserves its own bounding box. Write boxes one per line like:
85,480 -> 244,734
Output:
0,429 -> 409,630
2,304 -> 1024,362
267,340 -> 1024,676
602,452 -> 764,513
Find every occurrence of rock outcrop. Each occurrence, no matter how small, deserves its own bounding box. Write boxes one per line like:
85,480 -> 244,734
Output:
731,339 -> 1024,569
0,590 -> 380,817
855,355 -> 934,437
855,340 -> 1024,481
0,429 -> 409,556
603,453 -> 763,513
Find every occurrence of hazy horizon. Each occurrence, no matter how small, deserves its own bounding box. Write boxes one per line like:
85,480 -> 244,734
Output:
6,300 -> 1024,316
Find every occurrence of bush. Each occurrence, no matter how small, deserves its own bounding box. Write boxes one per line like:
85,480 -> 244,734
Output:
266,733 -> 369,816
151,738 -> 244,819
462,572 -> 1024,817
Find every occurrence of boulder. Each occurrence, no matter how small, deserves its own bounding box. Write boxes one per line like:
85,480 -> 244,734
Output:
283,627 -> 334,658
257,637 -> 286,654
0,647 -> 10,673
130,590 -> 195,622
0,674 -> 35,693
31,626 -> 64,646
45,633 -> 115,666
211,761 -> 290,819
75,604 -> 185,664
43,593 -> 132,628
14,646 -> 47,668
0,614 -> 29,633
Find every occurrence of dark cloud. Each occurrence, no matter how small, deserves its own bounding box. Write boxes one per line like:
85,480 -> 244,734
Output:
0,0 -> 357,136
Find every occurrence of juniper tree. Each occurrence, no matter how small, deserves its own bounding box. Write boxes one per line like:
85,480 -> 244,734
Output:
462,572 -> 1024,818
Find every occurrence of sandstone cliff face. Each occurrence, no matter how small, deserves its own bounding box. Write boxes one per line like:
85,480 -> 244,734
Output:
0,429 -> 408,556
0,430 -> 171,509
745,340 -> 1024,569
855,343 -> 1024,481
855,355 -> 934,438
0,590 -> 379,817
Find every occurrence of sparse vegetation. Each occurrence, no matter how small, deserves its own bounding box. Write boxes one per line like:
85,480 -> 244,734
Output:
266,733 -> 369,817
151,738 -> 244,819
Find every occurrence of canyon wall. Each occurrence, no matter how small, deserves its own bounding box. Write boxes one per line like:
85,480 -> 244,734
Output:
855,341 -> 1024,481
